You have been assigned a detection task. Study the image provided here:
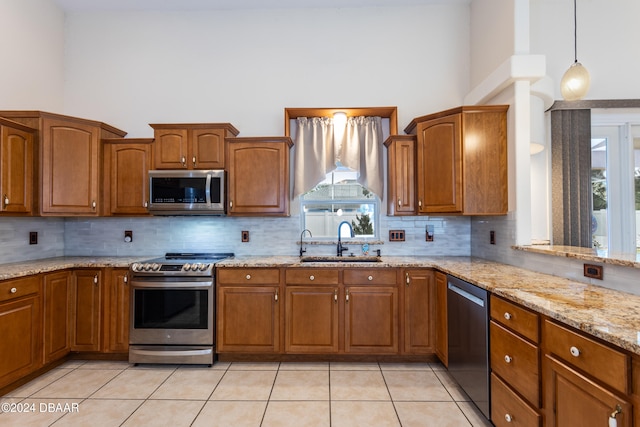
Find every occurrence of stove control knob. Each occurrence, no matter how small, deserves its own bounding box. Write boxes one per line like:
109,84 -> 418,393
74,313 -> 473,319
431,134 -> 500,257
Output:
184,264 -> 192,271
152,263 -> 160,271
131,263 -> 139,272
143,263 -> 152,271
193,263 -> 201,271
199,263 -> 209,271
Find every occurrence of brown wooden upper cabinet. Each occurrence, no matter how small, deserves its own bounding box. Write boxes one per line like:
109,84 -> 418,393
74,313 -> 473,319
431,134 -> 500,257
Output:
404,105 -> 508,215
384,135 -> 416,216
102,138 -> 153,215
0,118 -> 35,215
226,137 -> 293,216
150,123 -> 239,170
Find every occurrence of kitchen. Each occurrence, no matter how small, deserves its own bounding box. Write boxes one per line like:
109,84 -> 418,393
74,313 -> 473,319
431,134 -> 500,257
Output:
1,0 -> 640,426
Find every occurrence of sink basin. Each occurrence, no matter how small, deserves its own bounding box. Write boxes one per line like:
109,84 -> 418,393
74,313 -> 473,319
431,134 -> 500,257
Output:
300,256 -> 382,263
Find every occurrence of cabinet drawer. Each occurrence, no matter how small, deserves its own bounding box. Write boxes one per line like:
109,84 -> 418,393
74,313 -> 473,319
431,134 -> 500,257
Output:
490,321 -> 540,407
491,373 -> 541,427
543,319 -> 629,394
286,269 -> 339,285
343,269 -> 396,285
0,276 -> 40,303
491,295 -> 539,343
217,268 -> 280,285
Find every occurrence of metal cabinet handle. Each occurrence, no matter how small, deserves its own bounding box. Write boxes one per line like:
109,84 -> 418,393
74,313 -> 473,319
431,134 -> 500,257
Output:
3,194 -> 8,207
504,414 -> 513,423
230,201 -> 233,208
274,289 -> 279,302
309,275 -> 315,281
418,199 -> 422,208
367,275 -> 373,281
346,289 -> 350,303
397,199 -> 401,207
144,201 -> 148,208
10,287 -> 17,294
609,405 -> 622,427
334,289 -> 338,303
570,346 -> 580,357
504,312 -> 512,320
192,156 -> 196,167
245,274 -> 251,280
181,156 -> 186,167
405,272 -> 410,286
504,355 -> 512,363
123,274 -> 128,284
93,274 -> 99,284
92,200 -> 97,209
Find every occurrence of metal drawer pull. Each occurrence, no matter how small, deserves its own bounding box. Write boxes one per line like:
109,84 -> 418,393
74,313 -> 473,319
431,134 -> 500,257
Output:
504,355 -> 512,364
10,287 -> 17,294
368,275 -> 373,281
609,405 -> 622,427
274,289 -> 278,302
504,312 -> 512,320
246,274 -> 251,280
570,346 -> 580,357
505,414 -> 513,423
334,290 -> 338,303
93,274 -> 99,284
309,275 -> 315,281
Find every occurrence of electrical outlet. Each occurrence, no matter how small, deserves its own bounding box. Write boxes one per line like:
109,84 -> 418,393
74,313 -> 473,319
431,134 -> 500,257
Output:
426,225 -> 434,242
29,231 -> 38,245
490,230 -> 496,245
242,230 -> 250,242
389,230 -> 405,241
584,263 -> 603,280
124,230 -> 133,243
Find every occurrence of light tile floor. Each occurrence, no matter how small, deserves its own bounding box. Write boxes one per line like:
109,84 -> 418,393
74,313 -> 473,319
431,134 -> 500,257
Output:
0,360 -> 493,427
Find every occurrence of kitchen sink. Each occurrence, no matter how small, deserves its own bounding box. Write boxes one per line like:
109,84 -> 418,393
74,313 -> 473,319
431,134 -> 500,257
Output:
299,256 -> 382,263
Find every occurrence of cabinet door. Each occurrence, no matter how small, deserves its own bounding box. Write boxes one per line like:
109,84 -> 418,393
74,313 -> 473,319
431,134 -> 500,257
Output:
416,114 -> 462,213
0,294 -> 41,389
191,128 -> 225,169
43,271 -> 71,364
345,286 -> 398,353
41,117 -> 100,215
217,286 -> 280,353
403,270 -> 434,354
106,142 -> 152,215
106,269 -> 129,353
153,129 -> 189,169
285,286 -> 339,353
386,136 -> 416,215
0,124 -> 33,214
544,355 -> 632,427
227,140 -> 289,216
71,270 -> 102,351
434,271 -> 448,366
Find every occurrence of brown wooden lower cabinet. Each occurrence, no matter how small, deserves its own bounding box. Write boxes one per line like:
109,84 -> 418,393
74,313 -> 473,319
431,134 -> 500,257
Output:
345,285 -> 398,353
491,373 -> 541,427
71,270 -> 103,352
404,269 -> 435,354
105,268 -> 130,352
0,276 -> 42,389
285,286 -> 339,353
434,271 -> 448,366
43,271 -> 71,363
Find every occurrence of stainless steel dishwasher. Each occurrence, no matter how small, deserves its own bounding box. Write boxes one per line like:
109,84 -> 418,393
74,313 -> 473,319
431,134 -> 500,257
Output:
447,275 -> 490,420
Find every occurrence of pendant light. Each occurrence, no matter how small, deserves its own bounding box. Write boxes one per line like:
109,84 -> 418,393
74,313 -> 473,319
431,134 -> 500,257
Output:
560,0 -> 590,100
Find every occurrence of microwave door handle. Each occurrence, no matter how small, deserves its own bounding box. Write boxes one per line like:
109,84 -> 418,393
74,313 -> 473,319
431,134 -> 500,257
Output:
205,173 -> 212,205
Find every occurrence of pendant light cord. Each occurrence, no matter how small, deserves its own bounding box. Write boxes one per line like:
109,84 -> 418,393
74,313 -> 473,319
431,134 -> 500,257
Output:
573,0 -> 578,64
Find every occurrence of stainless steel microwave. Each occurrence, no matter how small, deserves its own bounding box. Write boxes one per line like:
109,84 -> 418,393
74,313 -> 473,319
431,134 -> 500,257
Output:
148,170 -> 225,215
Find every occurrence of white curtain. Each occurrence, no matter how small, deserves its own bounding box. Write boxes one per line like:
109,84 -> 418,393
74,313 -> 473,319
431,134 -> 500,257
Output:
293,115 -> 384,199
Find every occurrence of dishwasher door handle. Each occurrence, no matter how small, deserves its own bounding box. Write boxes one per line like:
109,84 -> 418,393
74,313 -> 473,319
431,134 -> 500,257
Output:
448,282 -> 485,307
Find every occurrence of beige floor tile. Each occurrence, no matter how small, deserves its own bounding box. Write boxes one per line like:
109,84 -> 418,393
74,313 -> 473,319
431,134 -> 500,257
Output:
56,360 -> 86,369
395,402 -> 472,427
122,399 -> 205,427
32,369 -> 120,399
384,370 -> 453,401
331,401 -> 400,427
330,362 -> 380,371
278,362 -> 328,371
433,370 -> 471,401
150,368 -> 224,400
380,363 -> 433,371
429,362 -> 446,371
210,370 -> 276,400
91,369 -> 173,399
4,368 -> 72,398
270,371 -> 329,401
262,401 -> 330,427
330,370 -> 390,401
0,398 -> 82,427
192,401 -> 267,427
228,362 -> 280,371
458,401 -> 493,427
51,399 -> 143,427
75,360 -> 130,370
210,361 -> 231,370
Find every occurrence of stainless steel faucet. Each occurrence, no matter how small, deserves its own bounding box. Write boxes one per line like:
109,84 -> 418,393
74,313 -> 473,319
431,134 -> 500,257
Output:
336,221 -> 354,257
299,229 -> 312,257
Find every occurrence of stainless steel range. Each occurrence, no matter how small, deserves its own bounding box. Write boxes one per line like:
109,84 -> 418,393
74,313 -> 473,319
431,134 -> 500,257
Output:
129,252 -> 233,366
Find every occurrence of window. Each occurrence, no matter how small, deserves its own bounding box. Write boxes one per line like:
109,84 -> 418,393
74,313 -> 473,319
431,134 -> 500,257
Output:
300,166 -> 379,239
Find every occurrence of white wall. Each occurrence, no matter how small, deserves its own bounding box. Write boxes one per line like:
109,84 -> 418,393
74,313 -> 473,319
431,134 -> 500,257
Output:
0,0 -> 65,110
62,5 -> 470,137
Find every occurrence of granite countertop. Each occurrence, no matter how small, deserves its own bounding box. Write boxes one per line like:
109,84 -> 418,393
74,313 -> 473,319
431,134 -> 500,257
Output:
2,255 -> 640,356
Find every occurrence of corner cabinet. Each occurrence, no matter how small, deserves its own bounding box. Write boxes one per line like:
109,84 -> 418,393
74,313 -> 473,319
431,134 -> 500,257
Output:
226,137 -> 293,216
102,138 -> 153,215
0,118 -> 35,215
150,123 -> 239,169
384,135 -> 417,216
404,105 -> 508,215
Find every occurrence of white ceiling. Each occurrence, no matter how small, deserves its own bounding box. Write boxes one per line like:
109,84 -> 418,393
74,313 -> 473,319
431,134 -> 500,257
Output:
52,0 -> 468,12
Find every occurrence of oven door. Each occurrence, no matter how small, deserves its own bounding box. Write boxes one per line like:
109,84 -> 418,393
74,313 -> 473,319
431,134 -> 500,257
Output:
129,277 -> 214,346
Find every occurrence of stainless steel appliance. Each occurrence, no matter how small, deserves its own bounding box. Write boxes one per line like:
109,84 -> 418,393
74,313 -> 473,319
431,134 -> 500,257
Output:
129,252 -> 233,365
148,169 -> 225,215
447,275 -> 490,419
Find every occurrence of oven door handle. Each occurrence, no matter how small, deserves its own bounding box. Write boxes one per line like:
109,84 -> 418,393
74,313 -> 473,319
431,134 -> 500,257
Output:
130,280 -> 213,288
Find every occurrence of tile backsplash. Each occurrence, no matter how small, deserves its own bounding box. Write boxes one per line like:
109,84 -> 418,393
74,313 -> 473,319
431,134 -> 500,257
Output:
0,218 -> 65,263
